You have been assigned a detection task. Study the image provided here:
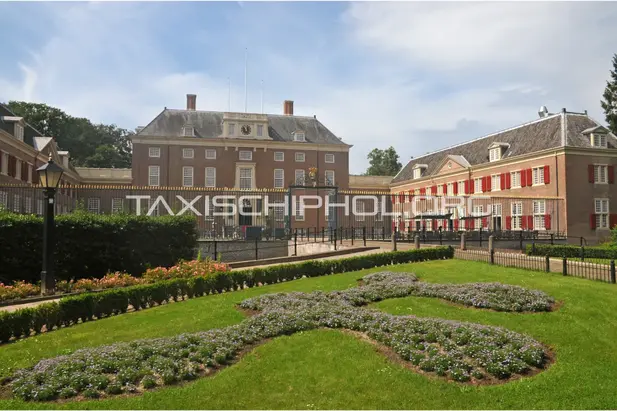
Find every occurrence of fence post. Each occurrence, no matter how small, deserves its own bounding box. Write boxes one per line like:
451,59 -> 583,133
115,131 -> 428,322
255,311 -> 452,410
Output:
322,227 -> 325,243
532,239 -> 536,254
415,235 -> 420,249
460,232 -> 466,250
315,227 -> 317,243
334,228 -> 337,251
340,227 -> 343,245
490,249 -> 495,265
255,237 -> 259,261
550,233 -> 554,245
611,260 -> 616,284
213,240 -> 218,260
519,231 -> 523,251
351,229 -> 354,246
562,257 -> 567,276
479,227 -> 483,248
580,237 -> 584,247
580,246 -> 585,262
545,255 -> 550,273
391,231 -> 398,251
294,231 -> 298,256
439,231 -> 443,245
488,235 -> 494,253
363,226 -> 366,246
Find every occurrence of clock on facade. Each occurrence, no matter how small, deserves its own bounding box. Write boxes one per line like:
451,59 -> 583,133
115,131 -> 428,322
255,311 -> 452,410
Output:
240,125 -> 252,135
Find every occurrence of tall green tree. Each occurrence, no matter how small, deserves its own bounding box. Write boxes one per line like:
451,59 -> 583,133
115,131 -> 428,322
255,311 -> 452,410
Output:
601,53 -> 617,135
6,101 -> 133,168
365,146 -> 402,176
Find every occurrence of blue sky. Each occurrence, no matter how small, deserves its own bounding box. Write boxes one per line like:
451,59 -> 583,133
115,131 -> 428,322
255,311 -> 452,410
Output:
1,1 -> 617,174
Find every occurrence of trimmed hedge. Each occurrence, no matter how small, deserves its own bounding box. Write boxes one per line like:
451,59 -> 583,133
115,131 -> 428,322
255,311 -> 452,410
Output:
526,243 -> 617,259
0,211 -> 198,283
0,246 -> 453,344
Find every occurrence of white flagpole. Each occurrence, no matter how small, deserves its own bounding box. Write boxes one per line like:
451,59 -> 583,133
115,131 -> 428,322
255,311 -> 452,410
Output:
244,48 -> 248,113
260,79 -> 264,114
227,77 -> 231,112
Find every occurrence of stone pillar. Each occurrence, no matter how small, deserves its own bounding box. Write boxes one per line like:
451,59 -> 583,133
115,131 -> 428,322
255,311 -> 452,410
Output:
460,232 -> 466,250
414,235 -> 420,249
488,235 -> 495,252
391,232 -> 397,252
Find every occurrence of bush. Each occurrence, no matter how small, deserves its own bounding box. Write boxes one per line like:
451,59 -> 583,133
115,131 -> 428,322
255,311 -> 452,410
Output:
0,247 -> 454,345
526,243 -> 617,259
0,212 -> 198,283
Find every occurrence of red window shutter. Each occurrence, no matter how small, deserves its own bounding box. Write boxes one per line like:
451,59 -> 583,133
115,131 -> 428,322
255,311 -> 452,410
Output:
609,166 -> 615,184
432,219 -> 437,229
420,188 -> 426,196
442,183 -> 447,195
469,179 -> 475,194
500,173 -> 505,190
453,183 -> 458,195
527,215 -> 533,230
470,219 -> 475,230
481,177 -> 486,192
399,193 -> 404,203
454,220 -> 459,230
399,220 -> 405,230
590,214 -> 597,230
588,165 -> 595,183
486,176 -> 492,192
544,165 -> 550,184
431,185 -> 437,195
526,168 -> 533,186
521,169 -> 527,187
505,216 -> 512,230
545,214 -> 551,230
464,219 -> 468,230
521,215 -> 527,229
482,217 -> 488,228
610,214 -> 617,229
506,172 -> 511,189
443,219 -> 448,228
464,180 -> 469,194
391,194 -> 396,204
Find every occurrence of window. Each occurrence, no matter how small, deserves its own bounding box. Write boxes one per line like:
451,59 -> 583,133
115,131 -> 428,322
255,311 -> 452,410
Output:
148,165 -> 160,186
274,169 -> 284,188
533,200 -> 546,230
414,188 -> 420,195
257,124 -> 263,137
491,175 -> 500,191
295,169 -> 305,185
474,178 -> 482,193
295,198 -> 304,221
183,126 -> 194,137
489,147 -> 501,162
457,181 -> 465,195
12,195 -> 20,212
149,147 -> 160,158
88,198 -> 100,214
325,170 -> 335,186
37,199 -> 43,215
595,199 -> 609,229
205,167 -> 216,188
24,197 -> 32,214
239,150 -> 252,161
0,191 -> 7,209
112,198 -> 124,214
473,205 -> 483,230
447,183 -> 454,196
511,202 -> 523,230
375,199 -> 383,221
183,166 -> 194,187
511,171 -> 521,188
492,203 -> 503,231
355,201 -> 365,222
14,124 -> 24,141
228,123 -> 235,136
325,153 -> 335,163
15,159 -> 21,180
0,152 -> 8,175
295,152 -> 305,162
239,167 -> 252,189
413,168 -> 422,179
27,164 -> 32,183
205,149 -> 216,160
435,185 -> 442,195
594,165 -> 608,184
294,132 -> 305,142
183,148 -> 194,159
532,167 -> 545,185
274,206 -> 284,222
592,133 -> 608,148
274,151 -> 284,161
426,219 -> 433,231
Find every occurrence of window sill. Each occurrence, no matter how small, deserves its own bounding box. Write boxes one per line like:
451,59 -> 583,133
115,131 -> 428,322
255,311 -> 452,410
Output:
510,186 -> 521,190
594,182 -> 608,185
531,183 -> 546,187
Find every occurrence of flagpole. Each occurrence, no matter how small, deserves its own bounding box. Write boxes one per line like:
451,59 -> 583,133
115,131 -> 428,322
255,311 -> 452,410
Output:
244,48 -> 248,113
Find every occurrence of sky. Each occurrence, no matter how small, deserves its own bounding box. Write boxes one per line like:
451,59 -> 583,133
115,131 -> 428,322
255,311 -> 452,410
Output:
1,1 -> 617,175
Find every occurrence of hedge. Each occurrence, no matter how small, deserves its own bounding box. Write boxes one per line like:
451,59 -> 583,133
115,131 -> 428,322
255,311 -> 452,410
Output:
0,211 -> 198,283
526,243 -> 617,259
0,246 -> 453,344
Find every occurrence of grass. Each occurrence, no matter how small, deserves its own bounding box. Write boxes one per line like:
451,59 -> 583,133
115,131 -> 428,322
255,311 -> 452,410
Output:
1,259 -> 617,409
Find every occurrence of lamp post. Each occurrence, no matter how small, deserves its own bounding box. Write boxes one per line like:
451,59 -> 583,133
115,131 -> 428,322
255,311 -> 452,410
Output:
36,156 -> 64,295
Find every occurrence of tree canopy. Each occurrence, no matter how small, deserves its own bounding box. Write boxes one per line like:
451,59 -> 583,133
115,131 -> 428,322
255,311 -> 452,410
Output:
365,146 -> 402,176
6,101 -> 132,168
601,53 -> 617,136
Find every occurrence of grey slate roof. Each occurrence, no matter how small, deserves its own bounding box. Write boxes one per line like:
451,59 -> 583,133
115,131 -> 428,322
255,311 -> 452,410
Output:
137,109 -> 348,146
392,112 -> 614,184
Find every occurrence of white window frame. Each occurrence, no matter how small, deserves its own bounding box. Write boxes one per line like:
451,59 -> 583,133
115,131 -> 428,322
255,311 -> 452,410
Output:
274,169 -> 284,188
457,180 -> 465,195
325,170 -> 335,186
491,174 -> 500,191
239,150 -> 252,161
413,168 -> 422,179
27,164 -> 32,183
511,202 -> 523,230
474,178 -> 482,193
12,195 -> 20,212
294,198 -> 304,221
182,148 -> 194,159
594,164 -> 608,184
294,132 -> 305,142
182,166 -> 194,187
376,199 -> 383,221
325,153 -> 335,163
595,198 -> 609,229
274,151 -> 284,162
0,152 -> 8,175
256,124 -> 264,137
228,123 -> 236,136
592,133 -> 608,148
112,198 -> 124,214
532,167 -> 545,185
489,147 -> 501,162
533,200 -> 546,230
295,169 -> 305,185
355,201 -> 365,222
0,191 -> 7,209
148,165 -> 160,187
205,167 -> 216,188
239,167 -> 253,190
473,205 -> 483,231
447,183 -> 454,196
205,149 -> 216,160
149,147 -> 161,158
14,124 -> 24,141
183,126 -> 194,137
295,152 -> 305,162
87,197 -> 100,214
437,185 -> 443,195
511,171 -> 521,189
36,199 -> 43,215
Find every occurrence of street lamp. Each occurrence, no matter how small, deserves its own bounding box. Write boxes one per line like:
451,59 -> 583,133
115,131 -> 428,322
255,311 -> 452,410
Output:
37,156 -> 64,295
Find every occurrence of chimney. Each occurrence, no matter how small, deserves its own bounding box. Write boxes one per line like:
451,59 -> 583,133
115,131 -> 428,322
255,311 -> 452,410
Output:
187,94 -> 197,111
284,100 -> 294,116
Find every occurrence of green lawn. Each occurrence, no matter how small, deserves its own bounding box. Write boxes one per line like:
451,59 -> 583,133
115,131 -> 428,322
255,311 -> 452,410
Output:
1,259 -> 617,409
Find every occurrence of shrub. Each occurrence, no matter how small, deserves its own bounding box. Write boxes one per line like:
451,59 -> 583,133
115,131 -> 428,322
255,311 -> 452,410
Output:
0,212 -> 199,283
526,243 -> 617,259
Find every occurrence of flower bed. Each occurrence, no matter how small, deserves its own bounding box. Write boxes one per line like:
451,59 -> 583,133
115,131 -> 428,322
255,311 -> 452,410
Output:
7,271 -> 553,402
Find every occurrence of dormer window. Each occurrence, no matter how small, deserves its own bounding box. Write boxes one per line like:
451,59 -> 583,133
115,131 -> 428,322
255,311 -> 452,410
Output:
294,131 -> 305,142
14,124 -> 24,141
489,147 -> 501,162
592,133 -> 608,148
183,126 -> 194,137
412,164 -> 428,179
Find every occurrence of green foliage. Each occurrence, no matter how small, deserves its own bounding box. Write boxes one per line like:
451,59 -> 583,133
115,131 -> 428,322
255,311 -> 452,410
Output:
0,212 -> 198,283
0,247 -> 453,345
365,146 -> 402,176
526,243 -> 617,259
601,53 -> 617,135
